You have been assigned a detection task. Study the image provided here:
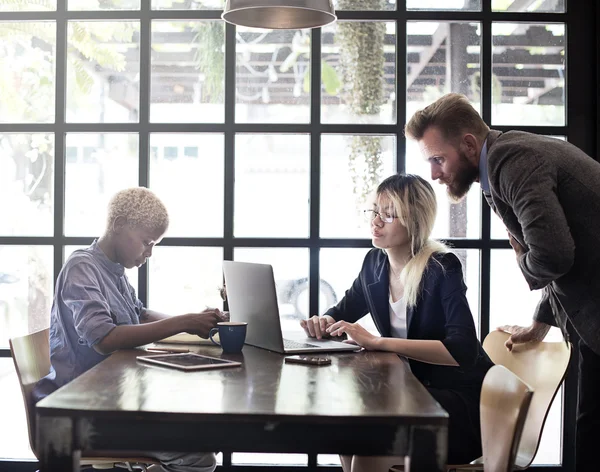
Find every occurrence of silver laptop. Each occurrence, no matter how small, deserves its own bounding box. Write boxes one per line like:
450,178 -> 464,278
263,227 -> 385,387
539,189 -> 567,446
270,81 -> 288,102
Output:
222,261 -> 361,354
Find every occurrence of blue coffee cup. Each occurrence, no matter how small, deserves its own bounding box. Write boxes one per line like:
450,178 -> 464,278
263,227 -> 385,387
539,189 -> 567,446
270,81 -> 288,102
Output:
209,322 -> 247,353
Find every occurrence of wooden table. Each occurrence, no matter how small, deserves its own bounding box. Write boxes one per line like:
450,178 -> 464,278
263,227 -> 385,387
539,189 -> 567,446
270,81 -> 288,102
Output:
36,344 -> 448,471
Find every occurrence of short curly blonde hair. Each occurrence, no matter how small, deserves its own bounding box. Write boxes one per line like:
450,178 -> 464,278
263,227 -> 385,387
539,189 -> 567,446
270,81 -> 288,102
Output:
106,187 -> 169,233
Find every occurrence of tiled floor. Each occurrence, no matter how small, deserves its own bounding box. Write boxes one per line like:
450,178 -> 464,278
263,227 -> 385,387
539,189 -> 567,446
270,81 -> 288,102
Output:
0,358 -> 35,461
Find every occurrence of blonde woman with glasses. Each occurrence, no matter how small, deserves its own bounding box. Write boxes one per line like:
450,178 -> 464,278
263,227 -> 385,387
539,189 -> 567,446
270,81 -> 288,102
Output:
301,173 -> 493,472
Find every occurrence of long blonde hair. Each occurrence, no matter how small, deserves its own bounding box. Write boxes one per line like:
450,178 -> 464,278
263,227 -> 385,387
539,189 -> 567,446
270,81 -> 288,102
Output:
376,174 -> 448,307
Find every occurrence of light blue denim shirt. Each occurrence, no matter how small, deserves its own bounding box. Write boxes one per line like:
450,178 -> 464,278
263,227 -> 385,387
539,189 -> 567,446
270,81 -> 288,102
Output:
479,138 -> 490,195
37,240 -> 143,394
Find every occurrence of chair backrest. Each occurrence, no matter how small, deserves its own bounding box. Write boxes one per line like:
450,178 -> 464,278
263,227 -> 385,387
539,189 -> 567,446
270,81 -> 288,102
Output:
9,328 -> 51,458
480,365 -> 533,472
483,330 -> 571,468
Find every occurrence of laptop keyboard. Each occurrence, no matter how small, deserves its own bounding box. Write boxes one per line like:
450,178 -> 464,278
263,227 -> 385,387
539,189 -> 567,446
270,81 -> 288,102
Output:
283,339 -> 320,350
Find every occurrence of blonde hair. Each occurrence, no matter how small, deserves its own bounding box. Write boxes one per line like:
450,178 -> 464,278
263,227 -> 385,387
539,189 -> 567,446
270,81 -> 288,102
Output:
404,93 -> 490,144
376,174 -> 448,307
106,187 -> 169,233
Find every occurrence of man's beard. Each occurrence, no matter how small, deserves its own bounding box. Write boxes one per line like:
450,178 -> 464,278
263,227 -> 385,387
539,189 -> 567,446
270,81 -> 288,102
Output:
446,152 -> 479,203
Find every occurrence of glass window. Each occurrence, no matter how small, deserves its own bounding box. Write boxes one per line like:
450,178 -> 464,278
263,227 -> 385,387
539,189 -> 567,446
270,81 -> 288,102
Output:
151,20 -> 225,123
492,23 -> 565,126
152,0 -> 222,9
150,133 -> 224,237
64,133 -> 139,236
406,21 -> 482,122
69,0 -> 141,10
234,248 -> 309,335
321,21 -> 396,124
0,359 -> 35,460
0,246 -> 53,349
334,0 -> 395,11
236,27 -> 311,124
148,247 -> 223,315
407,0 -> 481,10
0,134 -> 54,236
320,135 -> 396,238
66,21 -> 141,123
0,1 -> 55,10
234,134 -> 310,238
492,0 -> 565,13
0,22 -> 56,123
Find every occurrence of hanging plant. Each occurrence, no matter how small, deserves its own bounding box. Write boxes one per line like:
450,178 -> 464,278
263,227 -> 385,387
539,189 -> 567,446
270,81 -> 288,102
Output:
336,0 -> 386,207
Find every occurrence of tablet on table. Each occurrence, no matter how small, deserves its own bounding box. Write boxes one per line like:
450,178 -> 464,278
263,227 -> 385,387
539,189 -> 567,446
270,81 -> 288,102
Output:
137,352 -> 241,371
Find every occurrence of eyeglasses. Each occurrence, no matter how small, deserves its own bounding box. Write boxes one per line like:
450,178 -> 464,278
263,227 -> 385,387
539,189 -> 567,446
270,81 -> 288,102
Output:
363,209 -> 398,224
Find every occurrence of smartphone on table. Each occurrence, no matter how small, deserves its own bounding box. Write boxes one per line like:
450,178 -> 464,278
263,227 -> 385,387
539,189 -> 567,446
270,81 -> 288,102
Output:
284,355 -> 332,366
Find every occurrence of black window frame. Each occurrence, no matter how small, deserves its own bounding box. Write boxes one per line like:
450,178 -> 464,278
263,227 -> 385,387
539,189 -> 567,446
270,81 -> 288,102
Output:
1,1 -> 597,470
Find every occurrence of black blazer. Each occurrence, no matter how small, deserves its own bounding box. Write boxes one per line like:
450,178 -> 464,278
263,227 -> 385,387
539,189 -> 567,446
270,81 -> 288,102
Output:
324,249 -> 493,390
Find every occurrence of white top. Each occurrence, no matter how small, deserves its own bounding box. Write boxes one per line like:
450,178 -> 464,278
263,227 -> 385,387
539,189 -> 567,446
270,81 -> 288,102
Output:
389,293 -> 408,339
389,293 -> 411,370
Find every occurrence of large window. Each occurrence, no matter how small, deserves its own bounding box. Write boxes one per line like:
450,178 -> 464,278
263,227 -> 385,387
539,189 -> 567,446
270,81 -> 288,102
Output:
1,0 -> 590,469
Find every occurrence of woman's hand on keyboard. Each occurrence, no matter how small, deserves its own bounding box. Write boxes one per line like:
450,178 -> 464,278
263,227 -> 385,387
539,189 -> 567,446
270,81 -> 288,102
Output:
300,315 -> 336,340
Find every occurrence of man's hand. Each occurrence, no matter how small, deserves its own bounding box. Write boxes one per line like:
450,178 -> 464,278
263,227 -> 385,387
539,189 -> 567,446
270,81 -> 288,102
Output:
182,308 -> 224,338
300,315 -> 336,340
508,232 -> 526,258
497,320 -> 551,351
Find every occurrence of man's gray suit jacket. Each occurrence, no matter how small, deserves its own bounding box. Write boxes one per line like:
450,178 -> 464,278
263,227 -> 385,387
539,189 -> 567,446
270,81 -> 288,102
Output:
485,130 -> 600,354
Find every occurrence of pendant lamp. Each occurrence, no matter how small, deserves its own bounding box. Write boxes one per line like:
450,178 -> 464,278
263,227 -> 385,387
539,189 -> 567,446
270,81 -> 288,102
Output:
222,0 -> 336,30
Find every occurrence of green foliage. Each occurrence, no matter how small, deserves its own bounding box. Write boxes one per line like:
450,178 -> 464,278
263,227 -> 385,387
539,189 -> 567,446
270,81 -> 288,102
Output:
192,21 -> 225,103
337,0 -> 386,205
348,135 -> 384,207
302,60 -> 341,95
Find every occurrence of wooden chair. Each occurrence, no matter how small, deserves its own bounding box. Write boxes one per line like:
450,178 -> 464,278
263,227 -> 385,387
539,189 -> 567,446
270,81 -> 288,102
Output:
479,365 -> 534,472
481,330 -> 571,469
9,328 -> 158,471
390,365 -> 533,472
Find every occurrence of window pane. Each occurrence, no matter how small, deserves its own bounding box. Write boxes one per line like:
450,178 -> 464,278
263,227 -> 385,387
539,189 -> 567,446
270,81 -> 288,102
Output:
492,0 -> 565,13
236,28 -> 311,124
0,246 -> 52,349
406,139 -> 482,239
68,0 -> 140,9
150,133 -> 224,237
234,134 -> 309,238
490,249 -> 562,465
0,359 -> 34,460
492,23 -> 565,126
149,247 -> 223,315
232,453 -> 307,467
151,20 -> 224,123
234,248 -> 308,335
65,133 -> 139,236
152,0 -> 222,9
459,249 -> 480,336
0,134 -> 54,236
320,248 -> 377,334
66,21 -> 140,123
407,22 -> 481,122
0,1 -> 55,10
334,0 -> 395,11
407,0 -> 481,10
321,21 -> 396,124
320,135 -> 396,238
0,22 -> 55,123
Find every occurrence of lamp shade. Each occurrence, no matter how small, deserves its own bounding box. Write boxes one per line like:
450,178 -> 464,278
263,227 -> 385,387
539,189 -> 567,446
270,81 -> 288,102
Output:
222,0 -> 336,30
